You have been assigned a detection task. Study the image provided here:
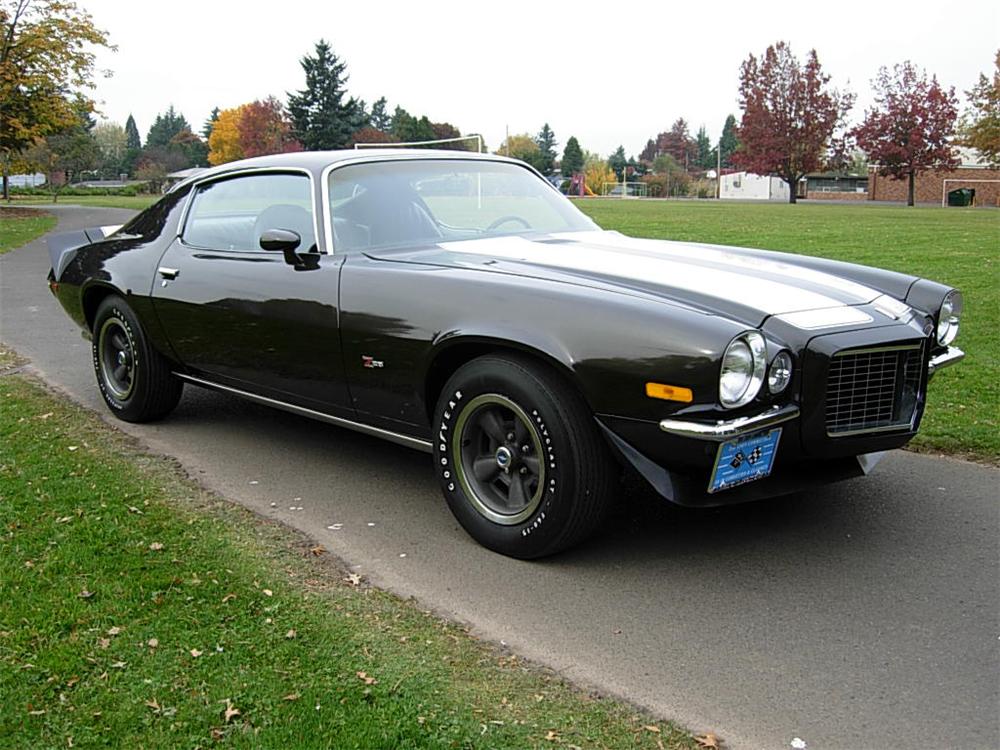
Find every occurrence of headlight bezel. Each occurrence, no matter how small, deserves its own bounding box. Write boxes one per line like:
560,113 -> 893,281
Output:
936,290 -> 961,347
719,331 -> 767,409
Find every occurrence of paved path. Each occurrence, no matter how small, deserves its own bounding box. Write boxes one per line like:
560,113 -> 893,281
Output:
2,206 -> 997,749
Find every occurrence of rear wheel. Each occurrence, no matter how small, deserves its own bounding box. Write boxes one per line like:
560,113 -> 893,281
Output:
433,355 -> 617,558
92,295 -> 182,422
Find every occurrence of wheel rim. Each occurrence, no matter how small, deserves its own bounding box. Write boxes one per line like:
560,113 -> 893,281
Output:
98,317 -> 135,401
452,393 -> 546,525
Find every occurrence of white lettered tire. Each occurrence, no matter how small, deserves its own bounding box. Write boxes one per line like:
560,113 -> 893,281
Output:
433,355 -> 617,558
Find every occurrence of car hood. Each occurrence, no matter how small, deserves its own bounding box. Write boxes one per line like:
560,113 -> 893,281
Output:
369,230 -> 885,328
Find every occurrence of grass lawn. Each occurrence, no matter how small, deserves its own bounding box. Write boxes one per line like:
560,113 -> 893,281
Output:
577,199 -> 999,463
0,208 -> 57,254
10,194 -> 157,211
0,356 -> 698,749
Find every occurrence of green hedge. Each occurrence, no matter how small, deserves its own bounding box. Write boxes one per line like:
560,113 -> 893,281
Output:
9,184 -> 149,197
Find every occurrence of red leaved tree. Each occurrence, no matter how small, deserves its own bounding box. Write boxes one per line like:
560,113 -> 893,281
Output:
236,97 -> 302,159
734,42 -> 853,203
853,62 -> 959,206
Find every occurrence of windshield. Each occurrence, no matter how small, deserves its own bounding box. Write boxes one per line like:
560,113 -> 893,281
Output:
327,159 -> 597,252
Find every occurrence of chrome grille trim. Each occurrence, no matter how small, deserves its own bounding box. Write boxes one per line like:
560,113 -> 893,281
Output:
826,343 -> 924,437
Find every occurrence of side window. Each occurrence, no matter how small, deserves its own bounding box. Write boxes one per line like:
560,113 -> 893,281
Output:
183,173 -> 315,252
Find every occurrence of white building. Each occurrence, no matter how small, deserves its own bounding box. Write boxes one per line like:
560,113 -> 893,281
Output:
720,172 -> 790,201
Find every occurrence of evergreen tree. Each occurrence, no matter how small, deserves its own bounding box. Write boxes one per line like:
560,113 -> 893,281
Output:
390,107 -> 436,144
146,106 -> 191,148
608,145 -> 627,180
370,97 -> 391,132
202,107 -> 220,139
561,136 -> 584,176
124,114 -> 141,149
696,125 -> 713,169
535,123 -> 557,173
719,113 -> 739,168
287,39 -> 362,150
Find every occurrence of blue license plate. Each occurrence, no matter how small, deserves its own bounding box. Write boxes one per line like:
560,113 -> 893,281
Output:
708,427 -> 782,494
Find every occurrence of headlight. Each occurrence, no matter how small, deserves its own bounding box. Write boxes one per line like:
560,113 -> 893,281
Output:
719,332 -> 766,408
768,351 -> 793,394
936,290 -> 961,346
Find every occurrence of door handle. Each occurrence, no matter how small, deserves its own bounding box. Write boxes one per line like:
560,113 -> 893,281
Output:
158,267 -> 180,280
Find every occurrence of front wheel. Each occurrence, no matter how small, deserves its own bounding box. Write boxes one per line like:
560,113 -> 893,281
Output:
433,355 -> 617,558
92,295 -> 182,422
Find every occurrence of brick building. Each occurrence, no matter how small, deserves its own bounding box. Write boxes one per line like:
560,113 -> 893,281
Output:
867,149 -> 999,206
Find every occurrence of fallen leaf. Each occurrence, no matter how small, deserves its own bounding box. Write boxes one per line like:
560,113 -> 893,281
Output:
282,693 -> 300,702
106,626 -> 121,636
109,661 -> 126,669
28,709 -> 46,716
65,677 -> 79,688
78,590 -> 94,600
644,725 -> 662,733
56,516 -> 73,524
262,589 -> 273,597
210,727 -> 224,740
695,733 -> 720,749
98,638 -> 110,650
37,412 -> 53,419
221,593 -> 236,604
356,671 -> 378,685
344,573 -> 362,587
147,638 -> 158,649
221,698 -> 240,723
189,649 -> 203,658
68,446 -> 78,452
309,546 -> 324,556
545,730 -> 559,741
285,629 -> 296,640
24,560 -> 34,568
148,542 -> 164,551
144,698 -> 160,712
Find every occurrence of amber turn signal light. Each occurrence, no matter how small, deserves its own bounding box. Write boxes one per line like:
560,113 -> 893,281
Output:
645,382 -> 693,403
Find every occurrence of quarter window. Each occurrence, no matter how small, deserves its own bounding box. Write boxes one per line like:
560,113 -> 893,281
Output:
184,173 -> 315,252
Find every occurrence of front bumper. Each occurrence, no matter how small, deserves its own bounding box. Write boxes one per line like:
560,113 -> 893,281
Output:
928,346 -> 964,376
659,404 -> 800,441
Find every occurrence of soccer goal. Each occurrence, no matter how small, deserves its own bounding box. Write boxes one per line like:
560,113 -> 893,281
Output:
601,181 -> 649,198
354,134 -> 484,153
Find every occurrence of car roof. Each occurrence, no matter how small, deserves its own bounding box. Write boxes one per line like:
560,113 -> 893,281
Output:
169,149 -> 524,193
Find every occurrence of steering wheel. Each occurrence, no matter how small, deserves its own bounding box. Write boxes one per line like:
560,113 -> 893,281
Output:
486,215 -> 532,232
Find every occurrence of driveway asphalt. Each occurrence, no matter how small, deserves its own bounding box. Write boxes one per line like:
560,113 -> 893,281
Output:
2,205 -> 997,750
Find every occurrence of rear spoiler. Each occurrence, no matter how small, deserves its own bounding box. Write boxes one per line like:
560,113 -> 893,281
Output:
47,225 -> 122,280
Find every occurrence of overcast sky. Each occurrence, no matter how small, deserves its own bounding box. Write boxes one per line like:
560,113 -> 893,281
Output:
81,0 -> 998,156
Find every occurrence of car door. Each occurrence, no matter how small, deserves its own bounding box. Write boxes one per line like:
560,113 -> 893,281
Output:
151,169 -> 352,417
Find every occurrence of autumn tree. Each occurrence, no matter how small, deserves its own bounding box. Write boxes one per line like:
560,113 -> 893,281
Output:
734,42 -> 853,203
535,123 -> 557,174
23,115 -> 100,201
960,51 -> 1000,166
852,62 -> 959,206
351,127 -> 397,146
238,97 -> 301,158
207,107 -> 244,165
583,154 -> 615,195
561,136 -> 584,176
0,0 -> 112,198
287,40 -> 362,150
92,121 -> 127,178
496,133 -> 540,164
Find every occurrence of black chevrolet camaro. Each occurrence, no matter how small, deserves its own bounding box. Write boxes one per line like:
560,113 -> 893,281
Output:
47,150 -> 964,558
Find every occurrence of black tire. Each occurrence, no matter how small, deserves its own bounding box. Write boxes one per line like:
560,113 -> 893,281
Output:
92,295 -> 182,422
433,354 -> 617,558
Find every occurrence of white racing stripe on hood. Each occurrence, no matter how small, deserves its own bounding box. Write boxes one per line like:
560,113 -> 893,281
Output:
440,232 -> 879,317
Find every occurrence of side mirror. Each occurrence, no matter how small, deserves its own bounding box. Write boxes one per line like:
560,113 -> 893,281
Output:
259,228 -> 302,266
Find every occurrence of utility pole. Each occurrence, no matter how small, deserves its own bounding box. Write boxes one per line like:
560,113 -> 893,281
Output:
716,137 -> 722,199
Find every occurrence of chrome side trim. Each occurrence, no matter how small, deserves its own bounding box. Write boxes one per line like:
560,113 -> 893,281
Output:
928,346 -> 965,376
659,404 -> 800,441
173,373 -> 433,453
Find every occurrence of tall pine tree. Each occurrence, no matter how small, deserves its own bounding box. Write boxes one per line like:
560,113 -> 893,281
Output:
561,136 -> 583,176
287,40 -> 362,150
146,106 -> 190,148
695,125 -> 713,169
124,114 -> 141,149
719,114 -> 738,168
535,123 -> 557,174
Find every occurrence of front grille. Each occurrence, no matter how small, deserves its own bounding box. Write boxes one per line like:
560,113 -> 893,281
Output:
826,343 -> 923,436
